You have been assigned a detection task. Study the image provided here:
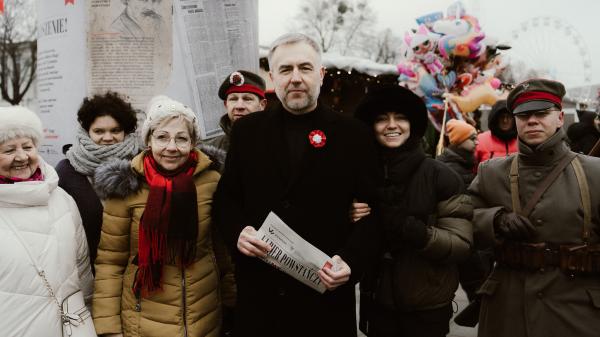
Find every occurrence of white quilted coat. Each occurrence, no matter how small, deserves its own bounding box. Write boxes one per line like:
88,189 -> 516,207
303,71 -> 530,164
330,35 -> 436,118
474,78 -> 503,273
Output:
0,160 -> 94,337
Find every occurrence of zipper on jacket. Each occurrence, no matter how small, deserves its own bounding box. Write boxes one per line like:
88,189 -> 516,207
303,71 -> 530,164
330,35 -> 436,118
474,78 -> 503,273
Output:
181,265 -> 188,337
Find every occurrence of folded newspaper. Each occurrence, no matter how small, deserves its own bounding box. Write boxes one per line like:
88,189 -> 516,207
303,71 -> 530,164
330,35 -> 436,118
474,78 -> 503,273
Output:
257,212 -> 333,293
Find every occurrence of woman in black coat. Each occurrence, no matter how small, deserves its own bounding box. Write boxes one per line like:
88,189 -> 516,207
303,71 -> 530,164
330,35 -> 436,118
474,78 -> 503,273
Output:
352,85 -> 473,337
55,92 -> 139,270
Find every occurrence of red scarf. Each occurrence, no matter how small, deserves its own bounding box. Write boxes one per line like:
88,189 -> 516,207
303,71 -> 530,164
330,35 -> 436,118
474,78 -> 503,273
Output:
0,167 -> 43,184
134,151 -> 199,295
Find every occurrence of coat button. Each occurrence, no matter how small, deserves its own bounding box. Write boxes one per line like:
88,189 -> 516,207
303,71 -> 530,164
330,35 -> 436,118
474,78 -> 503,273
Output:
278,288 -> 286,296
537,292 -> 543,298
534,172 -> 542,178
535,219 -> 543,226
282,200 -> 291,209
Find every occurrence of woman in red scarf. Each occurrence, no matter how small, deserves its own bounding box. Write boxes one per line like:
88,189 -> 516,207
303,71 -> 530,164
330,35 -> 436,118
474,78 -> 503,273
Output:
92,96 -> 234,337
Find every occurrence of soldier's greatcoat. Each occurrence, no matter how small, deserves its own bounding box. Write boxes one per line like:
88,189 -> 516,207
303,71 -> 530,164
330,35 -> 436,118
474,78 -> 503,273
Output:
469,129 -> 600,337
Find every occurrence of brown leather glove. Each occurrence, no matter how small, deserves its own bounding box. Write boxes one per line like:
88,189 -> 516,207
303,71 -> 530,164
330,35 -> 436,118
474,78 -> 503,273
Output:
493,211 -> 537,240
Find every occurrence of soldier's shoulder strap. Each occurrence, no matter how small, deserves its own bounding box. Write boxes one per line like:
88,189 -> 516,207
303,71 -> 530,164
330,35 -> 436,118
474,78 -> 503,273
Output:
571,156 -> 592,242
509,152 -> 577,217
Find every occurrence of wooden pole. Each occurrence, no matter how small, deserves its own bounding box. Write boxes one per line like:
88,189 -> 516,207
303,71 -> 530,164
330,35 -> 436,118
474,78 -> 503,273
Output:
435,99 -> 449,157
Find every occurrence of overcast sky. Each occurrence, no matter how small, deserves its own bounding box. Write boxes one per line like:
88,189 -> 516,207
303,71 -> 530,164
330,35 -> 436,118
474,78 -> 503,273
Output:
258,0 -> 600,89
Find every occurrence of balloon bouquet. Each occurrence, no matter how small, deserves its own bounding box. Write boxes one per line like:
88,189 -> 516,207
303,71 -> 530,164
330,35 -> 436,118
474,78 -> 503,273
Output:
396,1 -> 511,155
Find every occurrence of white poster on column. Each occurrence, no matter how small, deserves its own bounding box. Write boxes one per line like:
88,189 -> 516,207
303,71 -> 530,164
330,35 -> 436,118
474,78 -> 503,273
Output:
36,0 -> 87,166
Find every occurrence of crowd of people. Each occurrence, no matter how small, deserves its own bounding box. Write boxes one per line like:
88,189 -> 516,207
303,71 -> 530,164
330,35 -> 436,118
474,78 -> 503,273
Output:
1,32 -> 599,337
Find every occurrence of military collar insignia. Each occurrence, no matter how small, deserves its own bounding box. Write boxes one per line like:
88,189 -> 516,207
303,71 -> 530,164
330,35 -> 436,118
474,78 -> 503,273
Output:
308,130 -> 326,148
522,83 -> 529,90
230,71 -> 244,86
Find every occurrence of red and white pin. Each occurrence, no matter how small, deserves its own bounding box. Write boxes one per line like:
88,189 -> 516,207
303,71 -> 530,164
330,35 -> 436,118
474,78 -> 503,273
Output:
308,130 -> 326,148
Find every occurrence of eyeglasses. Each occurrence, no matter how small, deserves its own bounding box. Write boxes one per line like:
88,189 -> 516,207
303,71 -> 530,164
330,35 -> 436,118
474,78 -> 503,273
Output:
151,132 -> 192,149
515,108 -> 560,120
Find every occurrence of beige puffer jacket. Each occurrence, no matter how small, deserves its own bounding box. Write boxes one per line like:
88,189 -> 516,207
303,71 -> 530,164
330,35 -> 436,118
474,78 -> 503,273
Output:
92,150 -> 234,337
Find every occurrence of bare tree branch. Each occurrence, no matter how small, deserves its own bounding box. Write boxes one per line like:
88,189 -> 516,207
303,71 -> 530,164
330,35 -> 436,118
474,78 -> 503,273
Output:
0,0 -> 36,105
291,0 -> 400,63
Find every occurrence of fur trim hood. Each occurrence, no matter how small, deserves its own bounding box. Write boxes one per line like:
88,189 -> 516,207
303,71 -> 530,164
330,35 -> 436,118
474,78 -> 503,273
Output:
94,149 -> 215,199
94,158 -> 142,200
198,143 -> 227,172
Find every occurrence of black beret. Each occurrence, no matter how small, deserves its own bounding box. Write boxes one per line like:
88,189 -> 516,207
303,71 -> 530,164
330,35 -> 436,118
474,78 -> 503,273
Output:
354,85 -> 428,140
507,78 -> 565,115
218,70 -> 266,100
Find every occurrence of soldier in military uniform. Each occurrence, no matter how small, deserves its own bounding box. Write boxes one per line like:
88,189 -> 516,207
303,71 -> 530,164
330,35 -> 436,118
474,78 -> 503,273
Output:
469,78 -> 600,337
201,70 -> 267,172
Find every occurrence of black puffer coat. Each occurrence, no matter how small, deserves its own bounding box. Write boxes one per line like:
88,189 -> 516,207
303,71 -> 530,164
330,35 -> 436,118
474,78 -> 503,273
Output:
372,145 -> 473,311
437,146 -> 476,188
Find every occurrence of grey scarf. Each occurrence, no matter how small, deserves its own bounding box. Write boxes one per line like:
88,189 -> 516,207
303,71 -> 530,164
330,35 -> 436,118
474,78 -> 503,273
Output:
66,126 -> 140,176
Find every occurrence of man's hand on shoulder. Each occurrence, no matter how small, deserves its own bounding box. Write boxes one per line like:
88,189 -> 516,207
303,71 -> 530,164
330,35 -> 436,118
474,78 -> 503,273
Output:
318,255 -> 351,291
237,226 -> 271,258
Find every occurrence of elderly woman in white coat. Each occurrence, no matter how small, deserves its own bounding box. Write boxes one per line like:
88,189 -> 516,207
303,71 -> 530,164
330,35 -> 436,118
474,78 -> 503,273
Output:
0,106 -> 94,337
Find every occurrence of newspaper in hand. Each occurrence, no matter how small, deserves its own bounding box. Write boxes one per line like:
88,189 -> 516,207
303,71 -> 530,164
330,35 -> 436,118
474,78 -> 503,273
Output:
257,212 -> 334,293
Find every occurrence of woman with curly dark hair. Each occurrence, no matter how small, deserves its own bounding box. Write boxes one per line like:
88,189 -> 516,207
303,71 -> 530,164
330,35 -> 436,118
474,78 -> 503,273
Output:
56,91 -> 140,270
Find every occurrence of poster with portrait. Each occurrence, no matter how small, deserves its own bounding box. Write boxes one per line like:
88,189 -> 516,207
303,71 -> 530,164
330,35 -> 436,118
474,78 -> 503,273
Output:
87,0 -> 173,110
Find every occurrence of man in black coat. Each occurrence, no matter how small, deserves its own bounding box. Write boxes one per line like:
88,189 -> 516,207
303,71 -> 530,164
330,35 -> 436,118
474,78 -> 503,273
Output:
213,33 -> 380,337
567,106 -> 600,155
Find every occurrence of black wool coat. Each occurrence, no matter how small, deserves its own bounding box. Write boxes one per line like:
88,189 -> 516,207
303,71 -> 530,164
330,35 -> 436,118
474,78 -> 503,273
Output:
213,103 -> 381,337
55,159 -> 103,270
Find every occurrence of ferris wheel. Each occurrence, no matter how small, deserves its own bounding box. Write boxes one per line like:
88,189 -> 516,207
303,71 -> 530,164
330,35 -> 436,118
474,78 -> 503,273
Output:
506,16 -> 592,90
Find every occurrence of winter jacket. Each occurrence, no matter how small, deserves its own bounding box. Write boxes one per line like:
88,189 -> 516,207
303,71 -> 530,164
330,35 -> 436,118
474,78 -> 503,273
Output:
369,148 -> 473,312
0,160 -> 94,337
56,158 -> 103,269
92,149 -> 234,337
469,129 -> 600,337
436,146 -> 475,188
567,121 -> 600,155
201,114 -> 232,173
475,131 -> 517,166
475,104 -> 518,167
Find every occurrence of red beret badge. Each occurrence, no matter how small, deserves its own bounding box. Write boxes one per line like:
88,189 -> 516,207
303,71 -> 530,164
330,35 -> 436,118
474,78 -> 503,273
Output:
229,71 -> 245,86
308,130 -> 326,148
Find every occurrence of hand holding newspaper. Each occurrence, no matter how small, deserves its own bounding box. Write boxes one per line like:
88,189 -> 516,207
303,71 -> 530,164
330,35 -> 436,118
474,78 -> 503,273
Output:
256,212 -> 339,293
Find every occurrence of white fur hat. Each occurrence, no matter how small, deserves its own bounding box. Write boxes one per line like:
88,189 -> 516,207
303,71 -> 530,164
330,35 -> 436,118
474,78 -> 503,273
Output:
141,95 -> 200,146
0,106 -> 43,145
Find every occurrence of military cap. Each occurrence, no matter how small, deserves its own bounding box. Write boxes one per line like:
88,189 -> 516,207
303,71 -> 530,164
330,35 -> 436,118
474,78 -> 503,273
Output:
507,78 -> 566,115
218,70 -> 266,100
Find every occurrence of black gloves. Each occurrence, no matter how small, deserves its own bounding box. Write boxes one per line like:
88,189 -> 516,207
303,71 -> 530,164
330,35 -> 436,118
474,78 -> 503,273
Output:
380,206 -> 429,250
493,211 -> 537,240
401,216 -> 429,249
377,186 -> 429,250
